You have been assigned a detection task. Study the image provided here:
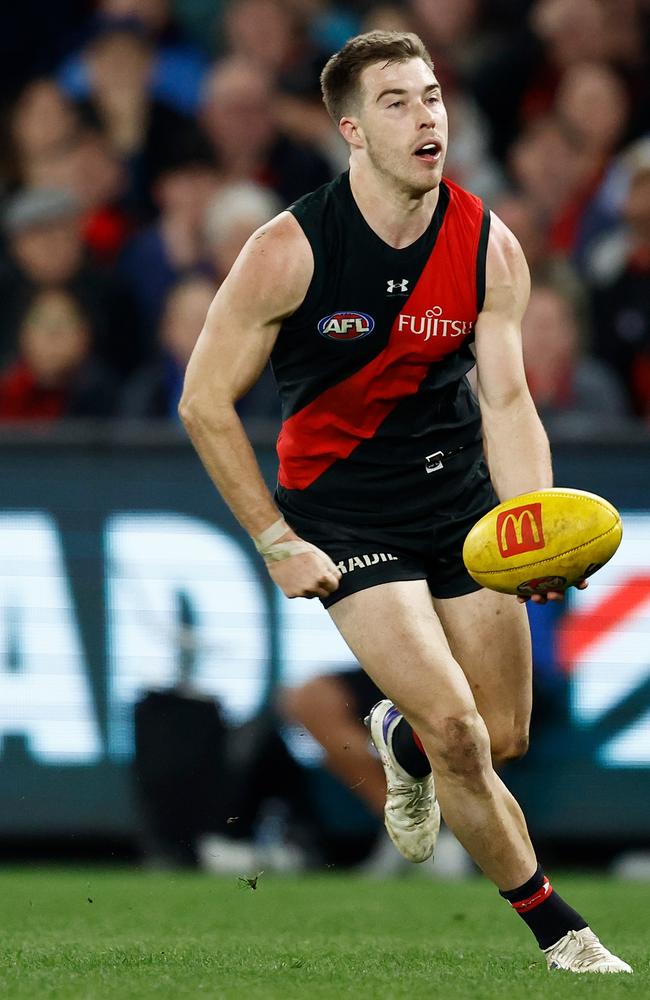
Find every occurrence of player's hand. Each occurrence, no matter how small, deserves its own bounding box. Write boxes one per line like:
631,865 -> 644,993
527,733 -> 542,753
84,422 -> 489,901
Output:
266,533 -> 341,599
517,579 -> 588,605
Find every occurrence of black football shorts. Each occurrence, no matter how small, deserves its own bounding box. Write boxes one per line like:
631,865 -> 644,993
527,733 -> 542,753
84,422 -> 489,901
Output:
276,454 -> 499,609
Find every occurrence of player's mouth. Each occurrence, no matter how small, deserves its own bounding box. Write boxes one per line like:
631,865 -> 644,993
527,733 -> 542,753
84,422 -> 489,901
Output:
413,139 -> 443,163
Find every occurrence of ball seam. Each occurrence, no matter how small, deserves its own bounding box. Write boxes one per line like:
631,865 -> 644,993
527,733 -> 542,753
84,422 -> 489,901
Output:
471,521 -> 620,577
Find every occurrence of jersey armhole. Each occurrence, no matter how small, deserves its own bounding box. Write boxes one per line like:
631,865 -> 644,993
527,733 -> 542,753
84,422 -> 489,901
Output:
475,206 -> 491,314
283,207 -> 324,329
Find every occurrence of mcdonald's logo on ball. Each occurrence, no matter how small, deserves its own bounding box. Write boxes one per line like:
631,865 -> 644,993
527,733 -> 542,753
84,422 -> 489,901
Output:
496,503 -> 545,557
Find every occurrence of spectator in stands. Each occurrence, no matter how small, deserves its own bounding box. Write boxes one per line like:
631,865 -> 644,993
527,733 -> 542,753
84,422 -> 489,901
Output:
493,191 -> 584,296
468,0 -> 643,162
119,274 -> 217,418
508,115 -> 593,251
361,5 -> 413,34
408,0 -> 487,79
550,61 -> 631,258
174,0 -> 225,56
521,278 -> 629,435
0,289 -> 118,421
590,146 -> 650,419
203,181 -> 281,283
492,192 -> 548,274
6,79 -> 81,189
555,62 -> 630,164
23,129 -> 132,264
222,0 -> 314,83
0,187 -> 142,377
119,133 -> 220,335
58,0 -> 208,114
198,57 -> 333,204
74,19 -> 201,217
220,0 -> 333,156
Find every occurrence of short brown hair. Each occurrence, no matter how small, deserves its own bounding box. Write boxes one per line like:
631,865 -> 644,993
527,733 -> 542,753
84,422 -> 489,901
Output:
320,31 -> 434,123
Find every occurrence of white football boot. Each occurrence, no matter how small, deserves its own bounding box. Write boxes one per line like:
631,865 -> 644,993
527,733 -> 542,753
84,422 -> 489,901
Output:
544,928 -> 633,973
366,699 -> 440,863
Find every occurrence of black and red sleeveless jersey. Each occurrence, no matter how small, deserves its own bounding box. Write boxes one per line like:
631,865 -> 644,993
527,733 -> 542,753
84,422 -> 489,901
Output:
271,171 -> 490,524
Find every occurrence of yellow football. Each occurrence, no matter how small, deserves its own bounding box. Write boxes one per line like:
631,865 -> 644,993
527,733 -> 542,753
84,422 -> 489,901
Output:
462,488 -> 623,596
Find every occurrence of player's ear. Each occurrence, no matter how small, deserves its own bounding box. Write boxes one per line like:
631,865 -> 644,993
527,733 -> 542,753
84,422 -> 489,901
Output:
339,116 -> 363,149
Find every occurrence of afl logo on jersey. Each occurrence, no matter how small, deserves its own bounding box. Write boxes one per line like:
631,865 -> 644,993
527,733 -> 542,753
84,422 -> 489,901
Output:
318,311 -> 375,341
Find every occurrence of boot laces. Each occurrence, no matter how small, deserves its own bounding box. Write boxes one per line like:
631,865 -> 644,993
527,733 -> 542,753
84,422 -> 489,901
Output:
555,930 -> 609,968
387,778 -> 433,825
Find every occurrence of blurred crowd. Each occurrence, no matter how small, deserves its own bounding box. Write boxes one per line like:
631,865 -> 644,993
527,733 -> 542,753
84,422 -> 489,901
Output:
0,0 -> 648,431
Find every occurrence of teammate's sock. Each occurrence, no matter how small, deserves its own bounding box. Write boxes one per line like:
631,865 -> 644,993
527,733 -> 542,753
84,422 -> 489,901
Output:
500,865 -> 588,950
390,717 -> 431,778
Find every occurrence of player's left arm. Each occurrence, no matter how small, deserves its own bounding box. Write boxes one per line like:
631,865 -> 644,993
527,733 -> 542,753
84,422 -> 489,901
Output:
474,211 -> 552,500
475,214 -> 587,604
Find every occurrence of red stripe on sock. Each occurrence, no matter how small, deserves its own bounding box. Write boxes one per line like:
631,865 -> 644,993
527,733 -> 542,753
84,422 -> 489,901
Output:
412,730 -> 426,755
511,878 -> 554,913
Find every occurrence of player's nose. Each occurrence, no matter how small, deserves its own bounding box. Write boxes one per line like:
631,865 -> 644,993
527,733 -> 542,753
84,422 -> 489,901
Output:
416,101 -> 438,128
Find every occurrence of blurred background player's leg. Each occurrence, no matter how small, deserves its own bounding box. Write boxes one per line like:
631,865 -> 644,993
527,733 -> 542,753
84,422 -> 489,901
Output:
281,670 -> 387,818
280,667 -> 472,876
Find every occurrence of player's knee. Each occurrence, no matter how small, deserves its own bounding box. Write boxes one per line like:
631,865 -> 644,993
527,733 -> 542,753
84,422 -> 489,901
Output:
428,711 -> 493,790
491,727 -> 530,766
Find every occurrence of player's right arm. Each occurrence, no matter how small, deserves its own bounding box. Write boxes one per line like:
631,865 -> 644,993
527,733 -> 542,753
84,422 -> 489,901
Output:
179,212 -> 341,599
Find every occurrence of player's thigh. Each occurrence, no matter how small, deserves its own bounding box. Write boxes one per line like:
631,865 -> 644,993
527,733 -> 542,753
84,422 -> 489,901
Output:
327,579 -> 478,736
432,587 -> 532,757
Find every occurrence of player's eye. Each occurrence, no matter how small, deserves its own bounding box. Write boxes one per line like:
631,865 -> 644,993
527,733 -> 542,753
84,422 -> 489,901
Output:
388,100 -> 404,108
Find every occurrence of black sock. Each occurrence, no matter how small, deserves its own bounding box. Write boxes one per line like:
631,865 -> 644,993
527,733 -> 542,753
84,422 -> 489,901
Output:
390,717 -> 431,778
500,864 -> 588,950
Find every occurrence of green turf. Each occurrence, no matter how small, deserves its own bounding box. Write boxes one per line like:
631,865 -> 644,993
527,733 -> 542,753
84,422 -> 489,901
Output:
0,868 -> 646,998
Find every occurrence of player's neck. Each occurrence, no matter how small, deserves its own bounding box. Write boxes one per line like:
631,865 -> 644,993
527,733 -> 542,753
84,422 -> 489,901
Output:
349,161 -> 440,250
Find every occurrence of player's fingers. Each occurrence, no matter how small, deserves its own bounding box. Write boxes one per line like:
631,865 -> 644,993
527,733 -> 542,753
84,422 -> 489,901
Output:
576,579 -> 589,590
319,552 -> 341,578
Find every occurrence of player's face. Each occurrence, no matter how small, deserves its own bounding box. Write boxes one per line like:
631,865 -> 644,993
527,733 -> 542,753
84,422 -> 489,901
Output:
355,58 -> 448,195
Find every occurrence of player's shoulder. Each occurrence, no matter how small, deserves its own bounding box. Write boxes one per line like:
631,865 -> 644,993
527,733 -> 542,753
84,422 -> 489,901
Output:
239,210 -> 312,266
482,210 -> 530,314
486,211 -> 528,279
225,210 -> 314,319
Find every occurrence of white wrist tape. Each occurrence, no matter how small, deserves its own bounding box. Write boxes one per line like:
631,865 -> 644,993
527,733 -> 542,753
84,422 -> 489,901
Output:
253,517 -> 318,563
254,517 -> 289,550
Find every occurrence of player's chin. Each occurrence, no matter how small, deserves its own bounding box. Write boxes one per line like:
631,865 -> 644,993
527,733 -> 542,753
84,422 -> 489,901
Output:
407,170 -> 441,196
410,159 -> 443,190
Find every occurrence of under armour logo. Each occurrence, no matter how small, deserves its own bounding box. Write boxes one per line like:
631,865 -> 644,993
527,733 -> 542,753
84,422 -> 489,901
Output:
387,278 -> 409,294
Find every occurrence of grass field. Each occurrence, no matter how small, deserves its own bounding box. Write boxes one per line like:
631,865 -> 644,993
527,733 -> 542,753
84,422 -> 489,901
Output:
0,868 -> 646,998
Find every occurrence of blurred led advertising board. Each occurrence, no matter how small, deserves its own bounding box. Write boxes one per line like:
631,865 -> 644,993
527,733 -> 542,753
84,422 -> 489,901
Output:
0,433 -> 649,840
